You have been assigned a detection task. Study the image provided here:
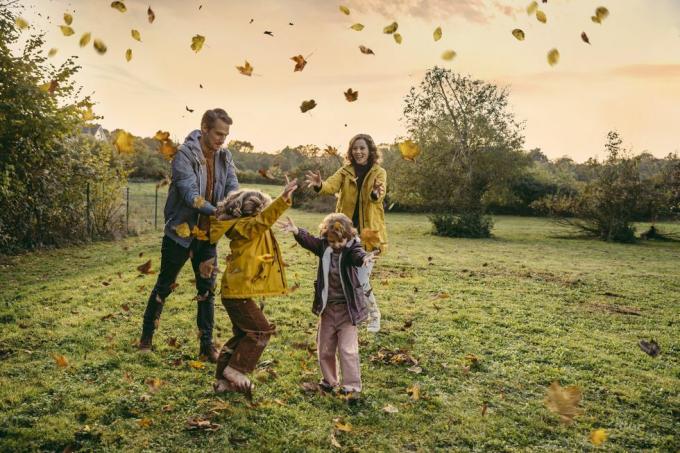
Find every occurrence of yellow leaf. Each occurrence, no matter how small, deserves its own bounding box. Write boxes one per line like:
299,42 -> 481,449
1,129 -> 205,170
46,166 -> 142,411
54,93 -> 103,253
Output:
111,1 -> 127,13
433,26 -> 442,42
192,196 -> 206,209
191,34 -> 206,53
300,99 -> 317,113
359,45 -> 374,55
145,377 -> 162,393
154,131 -> 170,141
350,23 -> 364,31
159,140 -> 178,160
441,50 -> 457,61
131,29 -> 141,42
290,55 -> 307,72
536,10 -> 547,23
191,225 -> 208,241
138,418 -> 152,428
79,32 -> 91,48
383,22 -> 398,34
398,140 -> 421,161
512,29 -> 525,41
547,48 -> 560,66
407,383 -> 420,401
125,48 -> 132,62
236,60 -> 253,76
393,33 -> 403,44
544,381 -> 582,424
595,6 -> 609,22
147,6 -> 155,24
60,25 -> 74,36
63,13 -> 73,25
590,429 -> 608,446
82,106 -> 95,121
15,17 -> 29,29
334,419 -> 352,432
54,354 -> 69,368
344,88 -> 358,102
93,39 -> 107,55
48,48 -> 58,57
383,404 -> 399,414
591,15 -> 601,24
526,1 -> 538,15
339,5 -> 350,15
360,229 -> 382,250
114,130 -> 134,153
188,360 -> 206,369
174,223 -> 190,238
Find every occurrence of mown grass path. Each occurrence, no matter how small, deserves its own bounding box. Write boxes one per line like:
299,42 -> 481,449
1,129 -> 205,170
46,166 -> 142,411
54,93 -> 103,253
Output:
1,210 -> 678,452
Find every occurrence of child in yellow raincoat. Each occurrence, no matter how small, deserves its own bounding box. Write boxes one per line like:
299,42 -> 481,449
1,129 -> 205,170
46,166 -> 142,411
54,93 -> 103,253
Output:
209,178 -> 298,398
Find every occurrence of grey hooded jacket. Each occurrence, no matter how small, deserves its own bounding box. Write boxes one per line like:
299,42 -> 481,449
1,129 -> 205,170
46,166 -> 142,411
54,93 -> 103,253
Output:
163,130 -> 239,248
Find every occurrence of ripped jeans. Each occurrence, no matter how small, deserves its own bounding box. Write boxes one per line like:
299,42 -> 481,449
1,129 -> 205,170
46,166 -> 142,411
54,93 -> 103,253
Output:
215,298 -> 276,377
141,235 -> 218,346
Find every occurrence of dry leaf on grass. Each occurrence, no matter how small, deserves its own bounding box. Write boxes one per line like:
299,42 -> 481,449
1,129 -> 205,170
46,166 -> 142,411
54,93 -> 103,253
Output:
187,417 -> 221,431
544,381 -> 582,424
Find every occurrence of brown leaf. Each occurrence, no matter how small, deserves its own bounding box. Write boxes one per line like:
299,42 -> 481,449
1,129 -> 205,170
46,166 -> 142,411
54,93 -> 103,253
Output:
581,32 -> 590,45
54,354 -> 69,368
258,168 -> 275,180
300,99 -> 317,113
639,339 -> 660,357
291,55 -> 307,72
137,260 -> 153,274
344,88 -> 358,102
138,418 -> 153,428
407,383 -> 420,400
147,6 -> 155,23
93,39 -> 107,55
167,337 -> 179,348
544,381 -> 582,424
359,45 -> 374,55
145,377 -> 162,393
121,303 -> 130,311
236,60 -> 253,76
111,1 -> 127,13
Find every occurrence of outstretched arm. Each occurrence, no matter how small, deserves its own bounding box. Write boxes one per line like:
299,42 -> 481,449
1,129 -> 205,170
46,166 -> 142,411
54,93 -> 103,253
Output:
173,150 -> 216,215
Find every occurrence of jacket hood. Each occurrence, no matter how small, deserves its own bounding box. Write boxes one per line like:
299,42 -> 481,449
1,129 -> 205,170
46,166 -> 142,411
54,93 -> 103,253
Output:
183,129 -> 202,153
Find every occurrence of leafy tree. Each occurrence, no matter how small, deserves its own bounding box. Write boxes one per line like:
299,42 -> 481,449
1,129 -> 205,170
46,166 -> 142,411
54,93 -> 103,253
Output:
396,67 -> 529,237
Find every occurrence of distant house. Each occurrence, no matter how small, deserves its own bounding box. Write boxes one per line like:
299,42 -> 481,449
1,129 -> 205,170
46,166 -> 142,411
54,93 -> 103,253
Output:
81,124 -> 107,142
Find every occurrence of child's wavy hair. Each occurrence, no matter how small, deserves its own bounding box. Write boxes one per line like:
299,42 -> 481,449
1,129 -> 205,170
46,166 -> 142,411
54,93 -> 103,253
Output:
346,133 -> 381,167
217,189 -> 272,219
319,213 -> 357,242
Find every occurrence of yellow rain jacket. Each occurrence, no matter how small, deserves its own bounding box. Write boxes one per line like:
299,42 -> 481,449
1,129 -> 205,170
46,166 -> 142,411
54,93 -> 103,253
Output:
319,164 -> 388,254
210,196 -> 291,298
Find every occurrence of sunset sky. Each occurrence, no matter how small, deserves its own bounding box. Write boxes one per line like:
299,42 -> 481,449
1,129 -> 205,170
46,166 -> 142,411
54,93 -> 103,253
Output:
15,0 -> 680,160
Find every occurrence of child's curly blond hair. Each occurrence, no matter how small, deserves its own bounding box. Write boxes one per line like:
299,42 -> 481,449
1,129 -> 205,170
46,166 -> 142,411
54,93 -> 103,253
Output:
217,190 -> 272,219
319,213 -> 357,242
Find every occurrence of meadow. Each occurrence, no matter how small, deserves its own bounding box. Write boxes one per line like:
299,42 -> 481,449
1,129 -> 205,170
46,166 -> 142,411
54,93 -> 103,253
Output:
1,189 -> 678,452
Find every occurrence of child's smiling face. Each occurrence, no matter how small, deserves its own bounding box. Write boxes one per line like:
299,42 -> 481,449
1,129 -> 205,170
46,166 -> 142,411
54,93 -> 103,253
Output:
328,237 -> 348,251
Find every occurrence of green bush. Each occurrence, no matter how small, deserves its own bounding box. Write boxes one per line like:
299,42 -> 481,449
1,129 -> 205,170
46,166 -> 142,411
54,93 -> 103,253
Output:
429,212 -> 494,238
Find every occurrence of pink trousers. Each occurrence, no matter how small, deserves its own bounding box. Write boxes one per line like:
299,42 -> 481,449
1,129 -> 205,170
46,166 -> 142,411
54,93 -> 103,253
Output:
316,303 -> 362,392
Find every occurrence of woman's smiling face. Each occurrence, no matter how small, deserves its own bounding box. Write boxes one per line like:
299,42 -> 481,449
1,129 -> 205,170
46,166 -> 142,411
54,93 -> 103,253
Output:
351,138 -> 369,165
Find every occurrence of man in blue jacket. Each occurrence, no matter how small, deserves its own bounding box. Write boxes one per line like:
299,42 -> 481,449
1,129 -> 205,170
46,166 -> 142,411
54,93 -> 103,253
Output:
139,108 -> 239,362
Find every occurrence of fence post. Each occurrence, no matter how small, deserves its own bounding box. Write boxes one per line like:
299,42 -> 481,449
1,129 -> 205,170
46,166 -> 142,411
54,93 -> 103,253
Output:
126,186 -> 130,234
86,182 -> 91,239
154,185 -> 158,230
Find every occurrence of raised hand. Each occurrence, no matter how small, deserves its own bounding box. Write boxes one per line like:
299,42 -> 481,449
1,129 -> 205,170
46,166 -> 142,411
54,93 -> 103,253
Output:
275,216 -> 298,235
372,179 -> 385,198
281,175 -> 298,202
362,250 -> 378,267
304,170 -> 322,189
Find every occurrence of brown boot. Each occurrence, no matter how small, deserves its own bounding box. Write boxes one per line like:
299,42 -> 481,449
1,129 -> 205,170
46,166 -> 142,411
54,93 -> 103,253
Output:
139,335 -> 153,353
199,342 -> 219,363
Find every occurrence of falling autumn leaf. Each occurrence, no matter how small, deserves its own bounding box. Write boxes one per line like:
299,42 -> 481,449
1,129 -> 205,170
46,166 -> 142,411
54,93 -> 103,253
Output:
360,229 -> 382,249
547,48 -> 559,66
114,130 -> 134,153
185,106 -> 194,113
159,141 -> 178,160
590,429 -> 608,446
147,6 -> 155,23
111,1 -> 127,13
581,32 -> 590,45
138,418 -> 153,428
131,29 -> 141,42
137,259 -> 153,274
186,417 -> 221,431
512,29 -> 525,41
407,383 -> 421,401
63,13 -> 73,25
544,381 -> 582,424
291,55 -> 307,72
191,34 -> 205,53
536,10 -> 547,23
39,80 -> 59,95
359,45 -> 374,55
15,17 -> 29,29
527,1 -> 538,15
236,60 -> 254,76
398,140 -> 421,161
48,48 -> 58,57
154,131 -> 170,141
191,225 -> 209,241
334,419 -> 352,432
393,33 -> 403,44
594,6 -> 609,22
81,106 -> 95,121
125,48 -> 132,61
188,360 -> 206,369
258,168 -> 275,180
146,377 -> 162,393
54,354 -> 69,368
174,223 -> 191,238
383,22 -> 398,34
324,145 -> 338,156
79,32 -> 91,48
339,5 -> 350,15
93,39 -> 108,55
350,23 -> 364,31
433,26 -> 442,41
441,50 -> 457,61
344,88 -> 358,102
60,25 -> 75,36
264,30 -> 274,36
300,99 -> 317,113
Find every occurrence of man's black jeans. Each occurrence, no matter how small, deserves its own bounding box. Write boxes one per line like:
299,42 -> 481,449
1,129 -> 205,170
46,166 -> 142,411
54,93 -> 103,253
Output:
141,235 -> 218,346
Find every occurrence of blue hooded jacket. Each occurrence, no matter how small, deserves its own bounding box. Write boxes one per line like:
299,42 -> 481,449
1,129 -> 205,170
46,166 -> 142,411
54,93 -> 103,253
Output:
163,130 -> 239,247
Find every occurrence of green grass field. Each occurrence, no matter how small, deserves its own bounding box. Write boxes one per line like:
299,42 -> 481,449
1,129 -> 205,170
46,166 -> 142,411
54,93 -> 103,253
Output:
1,192 -> 679,451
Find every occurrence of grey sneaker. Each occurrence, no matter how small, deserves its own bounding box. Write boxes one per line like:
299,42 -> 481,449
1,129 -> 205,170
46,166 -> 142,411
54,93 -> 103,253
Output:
367,314 -> 381,333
